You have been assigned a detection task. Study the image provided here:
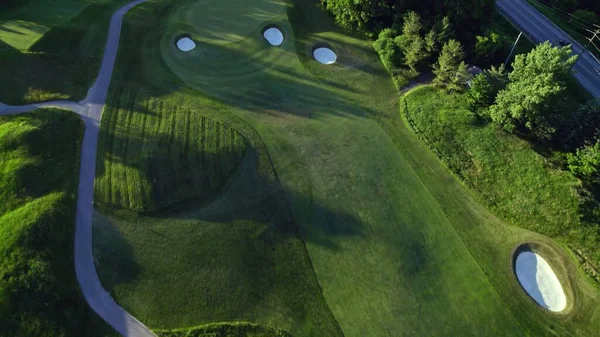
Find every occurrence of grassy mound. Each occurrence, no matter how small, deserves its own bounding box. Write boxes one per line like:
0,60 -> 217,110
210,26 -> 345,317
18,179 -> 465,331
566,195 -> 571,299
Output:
95,0 -> 600,336
95,88 -> 246,212
0,109 -> 116,337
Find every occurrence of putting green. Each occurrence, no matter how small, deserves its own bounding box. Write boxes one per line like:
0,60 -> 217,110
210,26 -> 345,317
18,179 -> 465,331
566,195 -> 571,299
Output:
94,0 -> 600,336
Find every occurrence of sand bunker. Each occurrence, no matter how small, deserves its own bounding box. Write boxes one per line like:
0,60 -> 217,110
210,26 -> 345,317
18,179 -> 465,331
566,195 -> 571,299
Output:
515,251 -> 567,312
176,37 -> 196,52
313,47 -> 337,64
263,27 -> 283,46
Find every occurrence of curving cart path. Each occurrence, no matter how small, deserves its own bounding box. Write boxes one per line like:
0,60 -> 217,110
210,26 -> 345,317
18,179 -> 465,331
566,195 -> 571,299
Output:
0,0 -> 154,336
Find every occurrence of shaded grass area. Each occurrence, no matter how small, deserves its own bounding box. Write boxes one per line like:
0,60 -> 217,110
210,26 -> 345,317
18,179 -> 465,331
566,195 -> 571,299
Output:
156,322 -> 291,337
0,109 -> 117,337
95,88 -> 246,212
0,0 -> 133,105
93,90 -> 343,336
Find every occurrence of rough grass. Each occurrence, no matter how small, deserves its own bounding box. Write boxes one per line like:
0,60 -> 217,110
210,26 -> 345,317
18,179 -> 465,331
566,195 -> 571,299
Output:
93,0 -> 600,336
0,0 -> 133,105
95,87 -> 246,212
0,109 -> 117,337
156,322 -> 291,337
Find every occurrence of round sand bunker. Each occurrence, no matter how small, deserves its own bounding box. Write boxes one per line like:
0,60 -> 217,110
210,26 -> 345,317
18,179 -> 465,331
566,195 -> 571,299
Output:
176,37 -> 196,52
313,47 -> 337,64
515,251 -> 567,312
263,27 -> 284,46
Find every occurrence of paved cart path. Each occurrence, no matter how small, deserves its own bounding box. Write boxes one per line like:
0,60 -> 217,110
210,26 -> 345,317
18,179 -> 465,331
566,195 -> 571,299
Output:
497,0 -> 600,99
0,1 -> 154,336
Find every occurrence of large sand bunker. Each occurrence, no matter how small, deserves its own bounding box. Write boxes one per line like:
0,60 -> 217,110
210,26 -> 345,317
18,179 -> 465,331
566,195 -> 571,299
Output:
263,27 -> 284,46
176,36 -> 196,52
313,47 -> 337,64
515,251 -> 567,312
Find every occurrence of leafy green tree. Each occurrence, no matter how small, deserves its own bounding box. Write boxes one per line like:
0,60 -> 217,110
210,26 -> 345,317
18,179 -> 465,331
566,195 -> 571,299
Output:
433,39 -> 468,91
488,42 -> 576,139
373,28 -> 400,69
403,36 -> 427,70
434,16 -> 453,44
475,31 -> 506,61
402,11 -> 422,38
567,140 -> 600,180
467,65 -> 508,109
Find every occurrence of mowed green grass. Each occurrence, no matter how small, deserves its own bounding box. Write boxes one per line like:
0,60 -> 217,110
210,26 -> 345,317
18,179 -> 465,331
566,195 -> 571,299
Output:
95,87 -> 246,212
93,0 -> 600,336
0,0 -> 88,51
0,109 -> 117,337
93,85 -> 343,335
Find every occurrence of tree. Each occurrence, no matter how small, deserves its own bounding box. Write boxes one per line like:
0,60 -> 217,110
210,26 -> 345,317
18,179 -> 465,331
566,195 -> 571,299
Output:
552,0 -> 579,12
373,28 -> 400,69
474,31 -> 506,63
467,65 -> 507,109
567,140 -> 600,181
488,42 -> 576,139
402,11 -> 422,38
403,36 -> 427,70
433,39 -> 468,91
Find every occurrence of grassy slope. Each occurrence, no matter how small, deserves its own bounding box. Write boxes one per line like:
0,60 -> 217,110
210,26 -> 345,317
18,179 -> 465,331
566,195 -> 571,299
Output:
0,109 -> 117,337
0,0 -> 132,105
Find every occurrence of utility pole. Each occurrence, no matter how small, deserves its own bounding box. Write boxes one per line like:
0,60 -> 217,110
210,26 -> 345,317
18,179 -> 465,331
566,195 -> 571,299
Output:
505,32 -> 523,68
568,29 -> 599,72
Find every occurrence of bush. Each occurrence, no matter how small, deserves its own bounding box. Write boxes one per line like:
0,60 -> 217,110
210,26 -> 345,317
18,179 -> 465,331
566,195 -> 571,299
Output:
467,65 -> 508,109
373,28 -> 400,69
567,140 -> 600,181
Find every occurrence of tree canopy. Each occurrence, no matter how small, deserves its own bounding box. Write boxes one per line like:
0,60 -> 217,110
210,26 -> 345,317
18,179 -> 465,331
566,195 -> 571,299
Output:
488,42 -> 576,139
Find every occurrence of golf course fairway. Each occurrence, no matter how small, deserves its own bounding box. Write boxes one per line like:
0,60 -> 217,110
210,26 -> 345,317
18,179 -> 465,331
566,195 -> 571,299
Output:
91,0 -> 600,336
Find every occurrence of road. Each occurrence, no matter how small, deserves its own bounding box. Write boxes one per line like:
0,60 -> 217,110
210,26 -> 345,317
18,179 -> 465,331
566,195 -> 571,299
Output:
497,0 -> 600,99
0,1 -> 154,336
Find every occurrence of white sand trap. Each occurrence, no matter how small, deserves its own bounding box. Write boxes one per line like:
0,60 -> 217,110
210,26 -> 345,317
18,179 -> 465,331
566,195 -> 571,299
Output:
263,27 -> 283,46
313,47 -> 337,64
515,251 -> 567,312
176,37 -> 196,52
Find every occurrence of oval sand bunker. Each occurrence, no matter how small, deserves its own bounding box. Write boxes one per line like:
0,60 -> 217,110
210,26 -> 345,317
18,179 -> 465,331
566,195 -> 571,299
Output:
313,47 -> 337,64
176,37 -> 196,52
515,251 -> 567,312
263,27 -> 284,46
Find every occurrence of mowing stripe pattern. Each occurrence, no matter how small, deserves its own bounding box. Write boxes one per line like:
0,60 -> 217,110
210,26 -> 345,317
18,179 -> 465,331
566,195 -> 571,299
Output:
95,88 -> 246,212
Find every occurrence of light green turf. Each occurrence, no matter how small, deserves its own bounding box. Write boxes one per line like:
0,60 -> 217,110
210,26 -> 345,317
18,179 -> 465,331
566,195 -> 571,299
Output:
0,0 -> 88,50
93,0 -> 600,336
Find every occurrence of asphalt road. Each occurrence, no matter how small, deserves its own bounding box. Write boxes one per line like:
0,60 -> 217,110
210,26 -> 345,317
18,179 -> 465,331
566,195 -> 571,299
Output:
0,1 -> 154,336
497,0 -> 600,99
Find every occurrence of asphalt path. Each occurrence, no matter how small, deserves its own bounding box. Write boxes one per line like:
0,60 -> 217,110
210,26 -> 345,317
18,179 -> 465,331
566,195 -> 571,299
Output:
0,0 -> 154,336
497,0 -> 600,99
